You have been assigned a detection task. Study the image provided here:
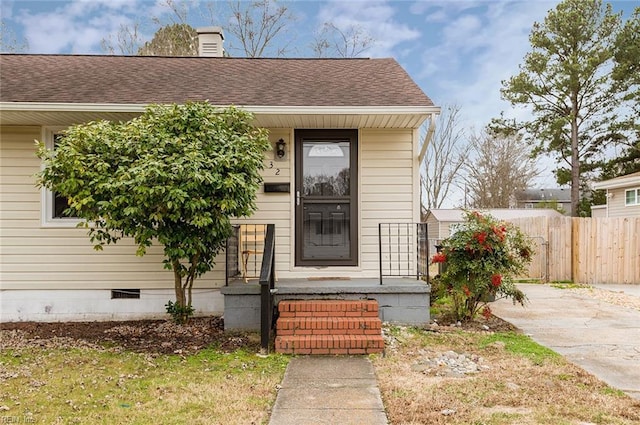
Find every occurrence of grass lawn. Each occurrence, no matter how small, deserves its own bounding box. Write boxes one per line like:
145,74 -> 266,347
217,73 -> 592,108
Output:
373,325 -> 640,425
0,338 -> 288,425
3,317 -> 639,424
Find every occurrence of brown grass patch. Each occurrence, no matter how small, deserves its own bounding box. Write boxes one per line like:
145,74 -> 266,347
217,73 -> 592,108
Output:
373,325 -> 640,425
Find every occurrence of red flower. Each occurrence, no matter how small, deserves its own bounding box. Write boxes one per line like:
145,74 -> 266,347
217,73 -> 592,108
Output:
475,232 -> 487,245
432,253 -> 447,263
491,274 -> 502,287
492,226 -> 506,242
462,285 -> 471,297
482,305 -> 492,320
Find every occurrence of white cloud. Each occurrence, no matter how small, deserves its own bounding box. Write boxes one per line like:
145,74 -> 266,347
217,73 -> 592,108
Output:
13,0 -> 153,54
13,0 -> 180,54
1,0 -> 15,19
315,0 -> 421,57
416,1 -> 557,129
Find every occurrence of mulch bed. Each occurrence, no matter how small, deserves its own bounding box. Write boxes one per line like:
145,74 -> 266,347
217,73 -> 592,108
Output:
1,313 -> 517,356
1,316 -> 260,355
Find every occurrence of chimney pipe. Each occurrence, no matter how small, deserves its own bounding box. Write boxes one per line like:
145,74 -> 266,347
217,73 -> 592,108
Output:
197,27 -> 224,57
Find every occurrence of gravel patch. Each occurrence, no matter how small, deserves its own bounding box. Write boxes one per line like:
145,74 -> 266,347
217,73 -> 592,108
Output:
569,286 -> 640,312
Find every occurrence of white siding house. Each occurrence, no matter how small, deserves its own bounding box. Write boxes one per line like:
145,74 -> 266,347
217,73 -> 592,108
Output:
592,172 -> 640,218
0,44 -> 438,321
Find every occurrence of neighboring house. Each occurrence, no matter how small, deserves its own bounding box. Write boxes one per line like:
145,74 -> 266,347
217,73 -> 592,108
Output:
514,188 -> 571,215
0,28 -> 439,323
425,208 -> 563,246
591,171 -> 640,218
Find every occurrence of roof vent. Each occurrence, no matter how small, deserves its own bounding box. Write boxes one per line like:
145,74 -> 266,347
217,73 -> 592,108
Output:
197,27 -> 224,57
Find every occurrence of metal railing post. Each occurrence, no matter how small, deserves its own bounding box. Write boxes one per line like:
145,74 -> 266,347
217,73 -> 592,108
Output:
259,224 -> 276,352
379,223 -> 383,285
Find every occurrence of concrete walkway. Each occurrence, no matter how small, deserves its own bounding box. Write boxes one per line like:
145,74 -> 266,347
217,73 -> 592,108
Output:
491,284 -> 640,400
268,356 -> 388,425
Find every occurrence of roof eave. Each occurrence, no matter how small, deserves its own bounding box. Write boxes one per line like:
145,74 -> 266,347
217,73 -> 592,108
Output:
0,102 -> 438,114
592,177 -> 640,190
0,102 -> 441,129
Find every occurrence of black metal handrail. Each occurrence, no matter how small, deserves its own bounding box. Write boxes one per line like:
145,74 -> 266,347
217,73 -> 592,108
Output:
379,223 -> 429,285
258,224 -> 276,352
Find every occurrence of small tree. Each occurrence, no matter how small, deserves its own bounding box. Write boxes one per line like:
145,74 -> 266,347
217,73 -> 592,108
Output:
37,103 -> 270,323
138,23 -> 198,56
432,211 -> 532,322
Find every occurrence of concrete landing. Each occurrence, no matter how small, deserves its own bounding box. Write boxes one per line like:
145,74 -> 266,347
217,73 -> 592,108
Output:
268,356 -> 388,425
221,278 -> 430,330
491,283 -> 640,400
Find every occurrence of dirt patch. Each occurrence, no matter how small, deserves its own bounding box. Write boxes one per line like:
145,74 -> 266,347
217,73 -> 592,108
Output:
430,312 -> 518,333
1,316 -> 260,355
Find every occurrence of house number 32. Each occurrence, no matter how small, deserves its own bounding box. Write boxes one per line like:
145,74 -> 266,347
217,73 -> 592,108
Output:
267,161 -> 281,175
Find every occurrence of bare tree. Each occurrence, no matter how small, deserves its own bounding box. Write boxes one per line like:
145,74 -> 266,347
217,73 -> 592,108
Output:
226,0 -> 294,57
420,105 -> 469,212
463,130 -> 539,209
311,23 -> 374,58
101,22 -> 144,55
1,19 -> 29,53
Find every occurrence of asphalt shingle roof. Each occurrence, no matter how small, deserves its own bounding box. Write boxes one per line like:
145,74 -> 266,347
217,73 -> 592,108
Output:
0,54 -> 434,107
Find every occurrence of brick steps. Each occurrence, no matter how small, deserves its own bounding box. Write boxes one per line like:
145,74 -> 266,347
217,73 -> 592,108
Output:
277,317 -> 382,335
275,300 -> 384,355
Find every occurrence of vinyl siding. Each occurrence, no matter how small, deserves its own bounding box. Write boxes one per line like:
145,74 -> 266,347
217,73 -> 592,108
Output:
232,129 -> 293,275
1,125 -> 420,286
0,125 -> 222,290
359,129 -> 417,275
607,187 -> 640,217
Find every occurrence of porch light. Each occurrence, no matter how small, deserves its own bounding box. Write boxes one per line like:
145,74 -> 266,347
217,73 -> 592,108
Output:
275,138 -> 287,160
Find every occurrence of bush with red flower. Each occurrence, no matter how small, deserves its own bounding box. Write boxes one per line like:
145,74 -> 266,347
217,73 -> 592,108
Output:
432,211 -> 532,321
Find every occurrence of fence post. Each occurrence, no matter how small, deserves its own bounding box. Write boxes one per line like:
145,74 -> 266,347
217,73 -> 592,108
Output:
571,218 -> 579,283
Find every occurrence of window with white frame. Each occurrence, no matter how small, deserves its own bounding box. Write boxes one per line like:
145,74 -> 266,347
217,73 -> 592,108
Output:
41,127 -> 82,227
625,188 -> 640,206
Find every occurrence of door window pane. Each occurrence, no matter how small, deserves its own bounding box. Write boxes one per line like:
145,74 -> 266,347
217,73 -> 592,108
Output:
303,141 -> 350,197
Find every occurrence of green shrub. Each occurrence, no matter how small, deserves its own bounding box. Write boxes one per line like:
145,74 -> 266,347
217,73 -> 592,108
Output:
433,211 -> 533,321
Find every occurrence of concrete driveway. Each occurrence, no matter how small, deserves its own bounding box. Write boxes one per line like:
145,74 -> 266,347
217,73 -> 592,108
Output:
491,284 -> 640,400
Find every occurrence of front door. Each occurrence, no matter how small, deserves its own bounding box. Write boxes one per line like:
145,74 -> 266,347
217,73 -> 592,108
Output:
295,130 -> 358,266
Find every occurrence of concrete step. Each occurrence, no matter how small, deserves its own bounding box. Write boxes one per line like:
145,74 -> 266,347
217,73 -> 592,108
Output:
276,316 -> 382,335
275,334 -> 385,355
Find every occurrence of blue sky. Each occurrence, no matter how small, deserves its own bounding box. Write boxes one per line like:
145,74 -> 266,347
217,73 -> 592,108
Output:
1,0 -> 637,201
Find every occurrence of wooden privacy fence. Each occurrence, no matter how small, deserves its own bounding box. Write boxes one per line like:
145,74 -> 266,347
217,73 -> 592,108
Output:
508,217 -> 640,284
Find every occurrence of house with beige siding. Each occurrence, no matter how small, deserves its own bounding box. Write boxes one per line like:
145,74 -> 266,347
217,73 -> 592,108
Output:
0,30 -> 439,329
592,171 -> 640,218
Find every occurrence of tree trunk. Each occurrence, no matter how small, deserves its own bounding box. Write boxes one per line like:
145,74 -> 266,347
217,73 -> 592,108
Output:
571,102 -> 580,217
173,261 -> 186,308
